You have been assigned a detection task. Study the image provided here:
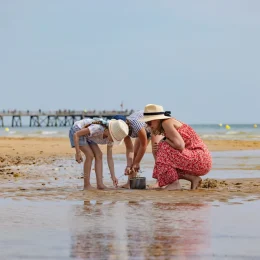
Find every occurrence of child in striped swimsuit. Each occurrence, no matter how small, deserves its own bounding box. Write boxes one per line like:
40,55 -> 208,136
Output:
113,111 -> 163,188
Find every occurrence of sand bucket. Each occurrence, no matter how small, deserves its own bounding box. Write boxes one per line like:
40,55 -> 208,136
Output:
130,177 -> 146,189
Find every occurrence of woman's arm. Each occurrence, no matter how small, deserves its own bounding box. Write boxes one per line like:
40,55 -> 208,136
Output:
162,119 -> 185,151
106,144 -> 118,186
73,128 -> 90,162
151,134 -> 164,159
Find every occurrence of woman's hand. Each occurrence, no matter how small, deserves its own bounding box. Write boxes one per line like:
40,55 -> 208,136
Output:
111,176 -> 118,187
152,142 -> 158,156
75,152 -> 83,163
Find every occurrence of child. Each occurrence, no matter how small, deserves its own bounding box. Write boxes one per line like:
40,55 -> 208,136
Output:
69,118 -> 129,190
113,111 -> 163,188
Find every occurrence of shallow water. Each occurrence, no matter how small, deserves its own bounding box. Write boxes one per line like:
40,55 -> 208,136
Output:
2,149 -> 260,259
0,198 -> 260,259
3,150 -> 260,193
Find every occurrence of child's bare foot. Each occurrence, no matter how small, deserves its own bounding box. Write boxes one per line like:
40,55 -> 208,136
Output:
119,182 -> 130,189
97,184 -> 108,190
83,185 -> 96,190
190,176 -> 202,190
165,180 -> 181,190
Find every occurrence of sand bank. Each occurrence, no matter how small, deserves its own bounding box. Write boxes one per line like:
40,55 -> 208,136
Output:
1,137 -> 260,203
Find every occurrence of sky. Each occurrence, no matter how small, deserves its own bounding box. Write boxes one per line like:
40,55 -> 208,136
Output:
1,0 -> 260,123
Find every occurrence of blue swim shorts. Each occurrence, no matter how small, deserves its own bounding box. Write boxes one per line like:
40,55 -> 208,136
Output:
69,125 -> 95,148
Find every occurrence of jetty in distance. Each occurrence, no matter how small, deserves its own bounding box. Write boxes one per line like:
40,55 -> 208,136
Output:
0,109 -> 134,127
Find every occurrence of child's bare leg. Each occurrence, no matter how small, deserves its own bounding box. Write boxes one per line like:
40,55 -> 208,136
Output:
90,144 -> 108,189
80,146 -> 96,190
120,179 -> 130,189
120,169 -> 137,189
120,138 -> 140,189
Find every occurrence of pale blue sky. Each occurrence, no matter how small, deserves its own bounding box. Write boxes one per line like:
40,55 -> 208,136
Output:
1,0 -> 260,123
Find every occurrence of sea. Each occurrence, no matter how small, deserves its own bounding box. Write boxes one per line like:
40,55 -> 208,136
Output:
1,124 -> 260,140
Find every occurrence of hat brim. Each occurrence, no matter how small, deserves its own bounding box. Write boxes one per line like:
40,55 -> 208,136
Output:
108,120 -> 124,145
139,115 -> 171,122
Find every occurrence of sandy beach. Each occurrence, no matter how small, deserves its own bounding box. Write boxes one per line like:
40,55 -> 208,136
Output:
2,137 -> 260,159
1,137 -> 260,203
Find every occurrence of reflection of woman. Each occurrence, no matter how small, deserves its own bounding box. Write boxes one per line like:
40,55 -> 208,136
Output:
145,202 -> 211,258
140,104 -> 212,190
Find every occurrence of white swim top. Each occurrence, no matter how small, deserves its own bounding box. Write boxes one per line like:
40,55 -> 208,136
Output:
73,118 -> 112,145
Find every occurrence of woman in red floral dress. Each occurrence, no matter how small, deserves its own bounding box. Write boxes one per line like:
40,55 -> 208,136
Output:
140,104 -> 212,190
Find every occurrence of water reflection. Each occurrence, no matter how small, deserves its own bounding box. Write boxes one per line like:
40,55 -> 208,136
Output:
70,201 -> 211,259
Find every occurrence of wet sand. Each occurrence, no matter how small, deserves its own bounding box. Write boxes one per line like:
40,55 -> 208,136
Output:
1,137 -> 260,203
1,179 -> 260,204
1,137 -> 260,170
1,137 -> 260,259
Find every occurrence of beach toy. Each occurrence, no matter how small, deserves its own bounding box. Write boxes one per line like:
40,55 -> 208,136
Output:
219,123 -> 223,127
254,124 -> 257,128
5,127 -> 9,132
130,177 -> 146,189
225,124 -> 231,130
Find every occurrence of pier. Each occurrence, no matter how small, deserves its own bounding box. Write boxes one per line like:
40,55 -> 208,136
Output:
0,110 -> 134,127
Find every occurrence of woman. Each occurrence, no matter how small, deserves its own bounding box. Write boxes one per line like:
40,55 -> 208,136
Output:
69,118 -> 129,190
140,104 -> 212,190
113,111 -> 163,188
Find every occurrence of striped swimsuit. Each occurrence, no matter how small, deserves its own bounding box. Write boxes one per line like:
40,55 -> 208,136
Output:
126,110 -> 150,138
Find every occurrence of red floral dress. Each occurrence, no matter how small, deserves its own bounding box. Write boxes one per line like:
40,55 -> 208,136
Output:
153,124 -> 212,187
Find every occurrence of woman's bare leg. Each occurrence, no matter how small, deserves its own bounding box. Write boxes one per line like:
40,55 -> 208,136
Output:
148,180 -> 181,190
90,144 -> 108,189
164,180 -> 182,190
79,145 -> 95,190
179,174 -> 202,190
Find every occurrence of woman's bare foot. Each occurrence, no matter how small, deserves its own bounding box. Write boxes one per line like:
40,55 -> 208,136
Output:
165,180 -> 181,190
190,176 -> 202,190
83,185 -> 96,190
179,174 -> 202,190
148,182 -> 162,190
97,184 -> 108,190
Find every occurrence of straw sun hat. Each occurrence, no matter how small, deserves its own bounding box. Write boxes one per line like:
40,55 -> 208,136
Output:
108,119 -> 129,145
139,104 -> 171,122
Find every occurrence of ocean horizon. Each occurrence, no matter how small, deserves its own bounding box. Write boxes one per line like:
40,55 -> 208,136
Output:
1,124 -> 260,141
